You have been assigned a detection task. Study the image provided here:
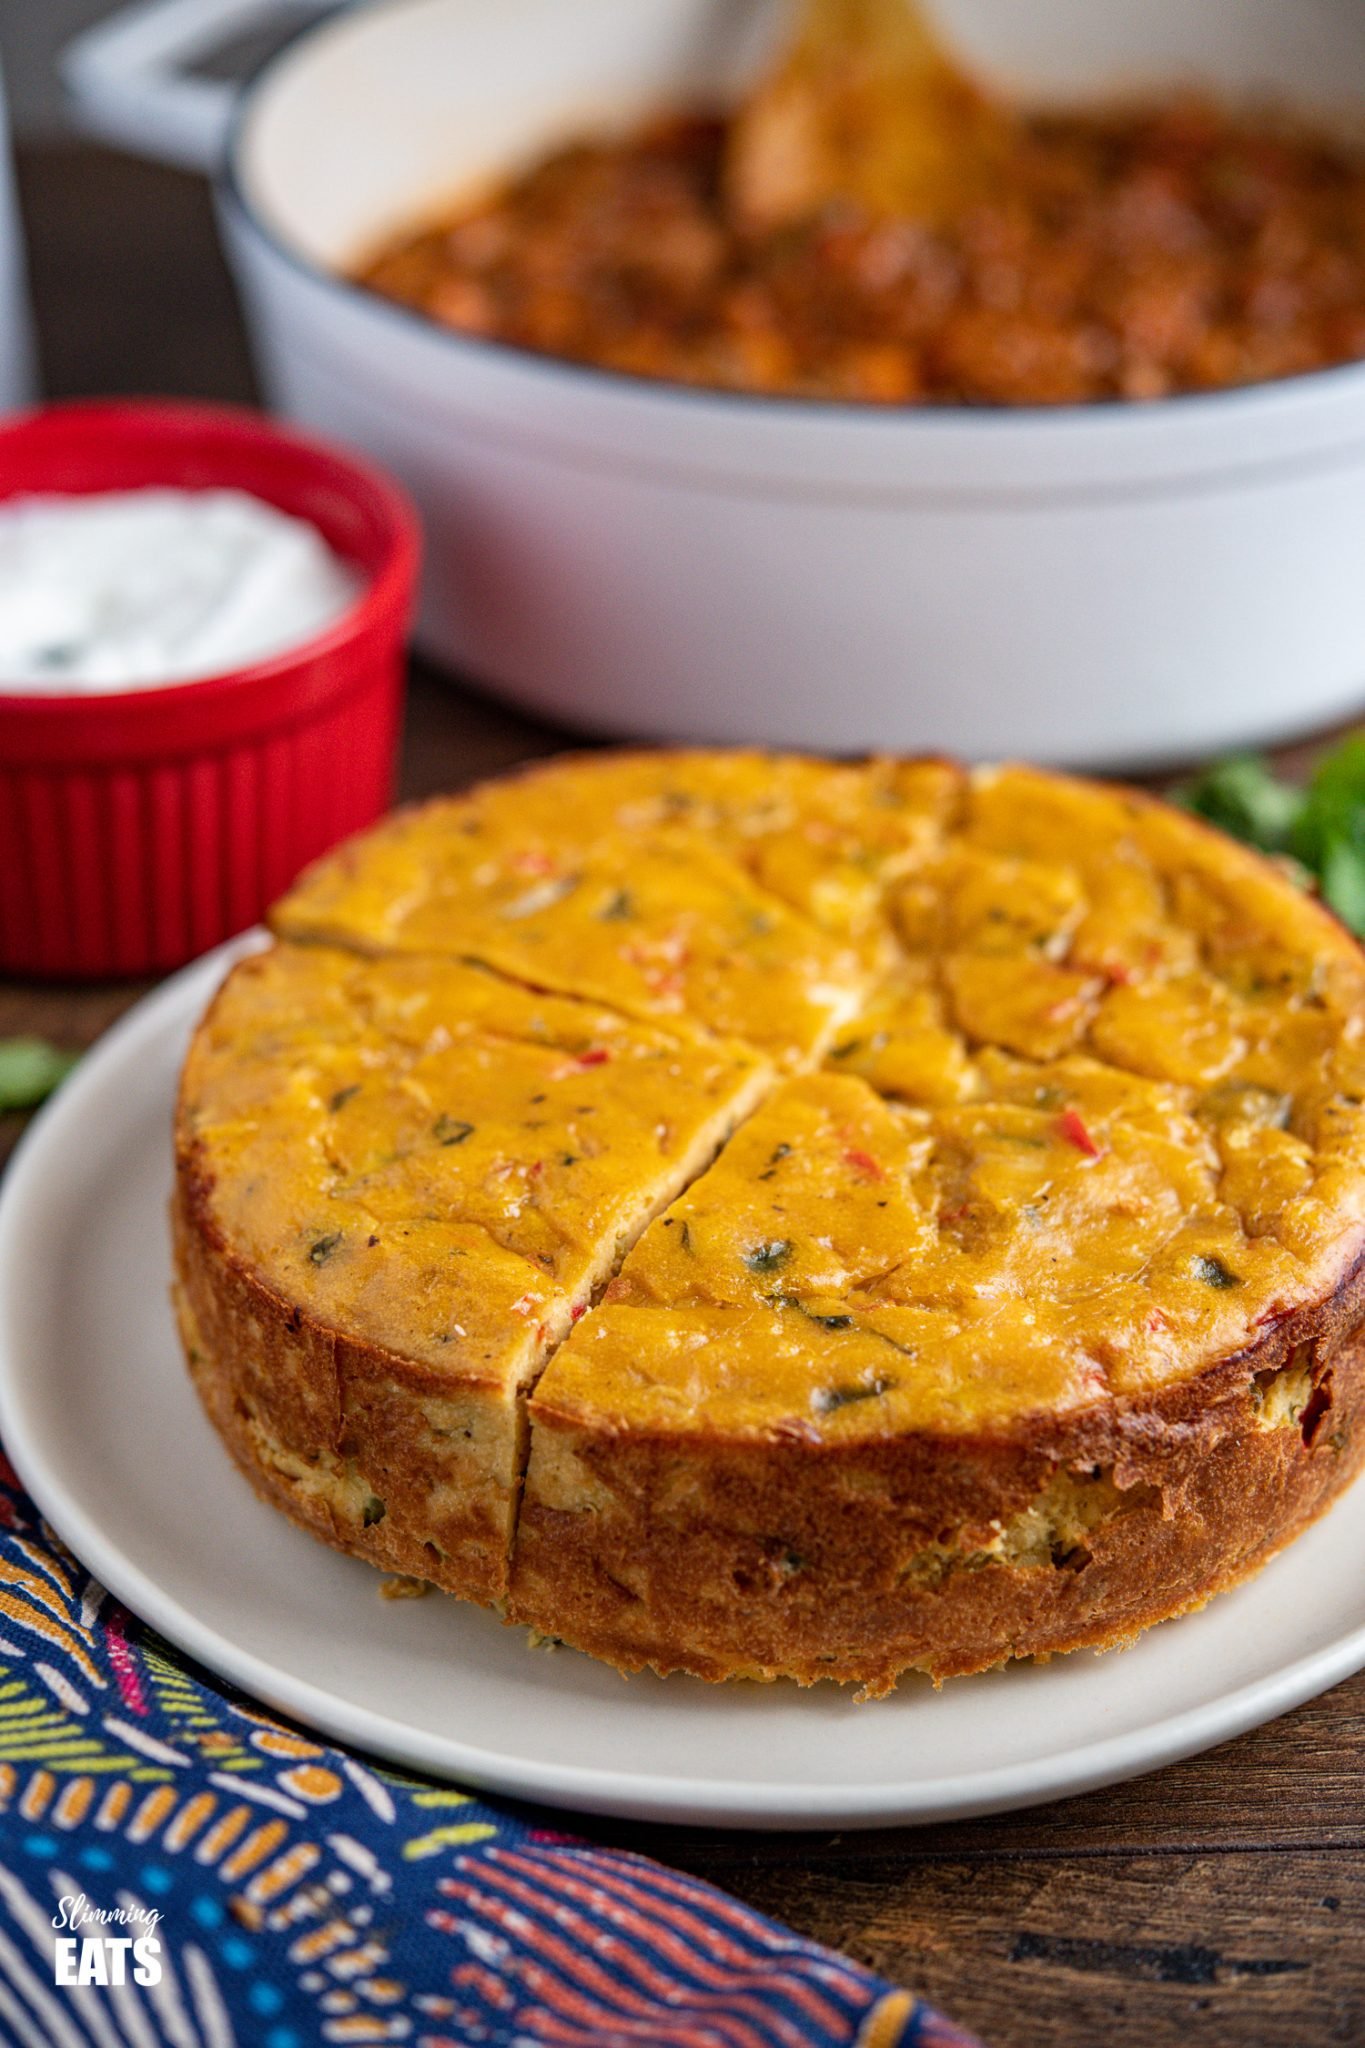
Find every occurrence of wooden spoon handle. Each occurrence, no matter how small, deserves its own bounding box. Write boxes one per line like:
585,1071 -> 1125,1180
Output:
727,0 -> 1006,229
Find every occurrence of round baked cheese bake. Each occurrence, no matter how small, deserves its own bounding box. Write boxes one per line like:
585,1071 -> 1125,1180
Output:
173,752 -> 1365,1694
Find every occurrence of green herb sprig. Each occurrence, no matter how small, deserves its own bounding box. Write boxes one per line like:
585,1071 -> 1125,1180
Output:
1177,737 -> 1365,935
0,1038 -> 80,1113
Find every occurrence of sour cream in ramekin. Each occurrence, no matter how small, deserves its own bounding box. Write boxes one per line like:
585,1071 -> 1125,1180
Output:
0,487 -> 361,691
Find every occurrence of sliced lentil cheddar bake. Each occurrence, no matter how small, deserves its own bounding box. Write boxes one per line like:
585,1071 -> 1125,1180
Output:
173,751 -> 1365,1693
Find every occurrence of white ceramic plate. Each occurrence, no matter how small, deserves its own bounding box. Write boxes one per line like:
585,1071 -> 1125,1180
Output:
3,940 -> 1365,1830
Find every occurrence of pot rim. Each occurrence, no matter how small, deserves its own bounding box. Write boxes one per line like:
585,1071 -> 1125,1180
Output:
220,0 -> 1365,442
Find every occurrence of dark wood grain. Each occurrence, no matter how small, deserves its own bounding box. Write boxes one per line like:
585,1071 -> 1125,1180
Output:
720,1851 -> 1365,2048
5,142 -> 1365,2048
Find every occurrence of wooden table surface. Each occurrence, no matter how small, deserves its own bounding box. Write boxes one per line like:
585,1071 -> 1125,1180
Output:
5,143 -> 1364,2048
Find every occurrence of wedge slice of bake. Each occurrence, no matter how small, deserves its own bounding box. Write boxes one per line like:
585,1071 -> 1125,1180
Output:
174,942 -> 769,1604
271,751 -> 963,1062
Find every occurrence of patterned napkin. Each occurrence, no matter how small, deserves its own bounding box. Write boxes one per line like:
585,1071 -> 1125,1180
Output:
0,1447 -> 981,2048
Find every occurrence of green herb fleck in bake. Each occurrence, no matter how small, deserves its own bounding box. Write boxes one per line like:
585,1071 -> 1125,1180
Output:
812,1376 -> 894,1415
1192,1253 -> 1241,1289
433,1116 -> 476,1147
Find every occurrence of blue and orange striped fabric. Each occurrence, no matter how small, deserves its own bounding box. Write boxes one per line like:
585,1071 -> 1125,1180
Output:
0,1448 -> 982,2047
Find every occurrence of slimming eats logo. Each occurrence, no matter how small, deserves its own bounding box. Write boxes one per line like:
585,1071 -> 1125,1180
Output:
51,1892 -> 163,1987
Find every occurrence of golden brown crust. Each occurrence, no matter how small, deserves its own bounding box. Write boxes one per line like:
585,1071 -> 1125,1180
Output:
173,1177 -> 517,1607
510,1248 -> 1365,1691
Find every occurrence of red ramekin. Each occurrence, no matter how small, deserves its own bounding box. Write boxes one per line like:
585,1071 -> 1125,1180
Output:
0,400 -> 421,979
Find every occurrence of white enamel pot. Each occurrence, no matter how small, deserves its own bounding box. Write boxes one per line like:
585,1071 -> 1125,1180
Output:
65,0 -> 1365,767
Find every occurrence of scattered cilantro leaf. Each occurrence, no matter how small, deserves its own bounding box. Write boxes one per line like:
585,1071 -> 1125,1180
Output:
0,1038 -> 80,1113
1320,836 -> 1365,936
1177,734 -> 1365,937
1176,754 -> 1304,854
1292,736 -> 1365,928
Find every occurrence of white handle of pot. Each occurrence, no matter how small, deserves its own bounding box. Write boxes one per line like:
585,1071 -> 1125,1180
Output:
62,0 -> 338,175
